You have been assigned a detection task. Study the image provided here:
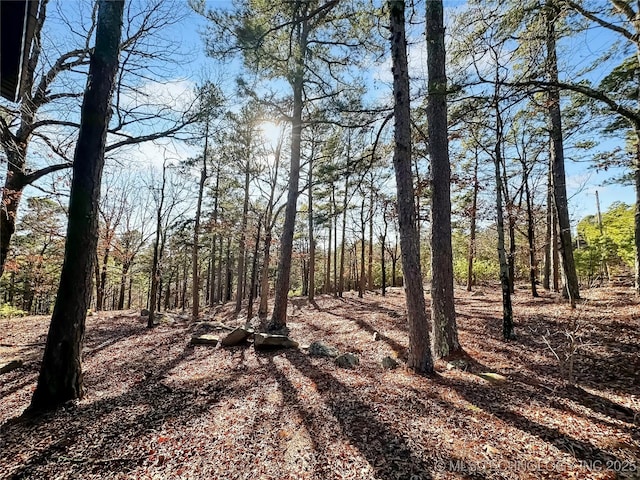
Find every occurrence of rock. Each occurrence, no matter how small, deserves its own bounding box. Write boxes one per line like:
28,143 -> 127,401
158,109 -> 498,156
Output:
254,333 -> 299,350
190,334 -> 219,346
0,359 -> 23,375
381,356 -> 399,370
477,372 -> 507,383
446,359 -> 469,371
141,309 -> 150,316
372,332 -> 379,341
308,341 -> 339,358
471,291 -> 485,297
335,353 -> 359,369
192,321 -> 234,334
221,326 -> 254,347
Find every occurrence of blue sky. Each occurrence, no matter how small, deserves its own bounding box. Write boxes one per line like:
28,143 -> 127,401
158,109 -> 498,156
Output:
13,0 -> 637,225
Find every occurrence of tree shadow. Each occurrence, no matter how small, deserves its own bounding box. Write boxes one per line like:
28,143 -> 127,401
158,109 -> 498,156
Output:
281,350 -> 490,480
436,374 -> 630,469
1,341 -> 254,479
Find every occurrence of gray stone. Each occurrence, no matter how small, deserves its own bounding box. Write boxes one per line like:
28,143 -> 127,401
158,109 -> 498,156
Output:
308,341 -> 339,358
140,309 -> 150,316
0,359 -> 23,375
221,327 -> 254,347
446,359 -> 469,371
335,353 -> 359,369
254,333 -> 299,350
190,334 -> 219,346
193,321 -> 233,334
381,356 -> 399,370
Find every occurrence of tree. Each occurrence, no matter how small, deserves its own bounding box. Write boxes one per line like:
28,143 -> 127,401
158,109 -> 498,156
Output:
198,0 -> 371,329
545,0 -> 580,306
551,0 -> 640,294
28,0 -> 124,413
389,0 -> 433,374
426,0 -> 461,359
0,0 -> 197,278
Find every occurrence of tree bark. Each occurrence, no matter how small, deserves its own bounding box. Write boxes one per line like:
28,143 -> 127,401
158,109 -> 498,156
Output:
269,8 -> 308,331
148,160 -> 167,327
426,0 -> 460,358
359,197 -> 366,299
325,194 -> 332,294
522,158 -> 539,297
193,124 -> 209,319
117,260 -> 131,309
235,157 -> 250,313
543,168 -> 552,290
308,152 -> 316,302
389,0 -> 433,374
258,134 -> 282,316
247,216 -> 262,320
467,150 -> 479,292
493,92 -> 515,341
546,0 -> 580,306
634,129 -> 640,294
339,172 -> 350,297
28,0 -> 124,412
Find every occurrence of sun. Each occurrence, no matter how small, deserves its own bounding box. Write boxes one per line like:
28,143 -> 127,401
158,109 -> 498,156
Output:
259,120 -> 284,149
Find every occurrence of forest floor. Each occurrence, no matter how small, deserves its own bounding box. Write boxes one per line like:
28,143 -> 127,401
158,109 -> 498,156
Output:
0,285 -> 639,480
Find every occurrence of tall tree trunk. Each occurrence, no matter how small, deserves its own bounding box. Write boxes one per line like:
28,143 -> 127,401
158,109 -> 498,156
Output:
633,131 -> 640,294
325,200 -> 332,294
467,150 -> 479,292
97,241 -> 111,311
546,0 -> 580,306
522,160 -> 539,297
333,186 -> 338,296
391,238 -> 398,287
338,172 -> 350,297
389,0 -> 433,374
552,207 -> 560,292
543,169 -> 552,290
217,232 -> 224,303
258,135 -> 282,316
148,160 -> 167,328
247,216 -> 262,320
28,0 -> 124,412
127,275 -> 133,309
493,92 -> 515,341
381,203 -> 388,296
0,149 -> 27,277
269,10 -> 308,331
426,0 -> 460,359
359,197 -> 366,299
508,210 -> 517,294
117,261 -> 131,309
235,159 -> 250,313
193,125 -> 209,319
224,237 -> 233,302
181,256 -> 188,311
594,190 -> 610,281
308,153 -> 315,302
368,184 -> 374,290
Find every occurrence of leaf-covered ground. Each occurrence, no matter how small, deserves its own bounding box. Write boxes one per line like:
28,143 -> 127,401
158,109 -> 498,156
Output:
1,286 -> 638,480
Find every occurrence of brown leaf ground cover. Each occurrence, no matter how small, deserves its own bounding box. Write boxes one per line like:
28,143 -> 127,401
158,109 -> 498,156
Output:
0,286 -> 638,480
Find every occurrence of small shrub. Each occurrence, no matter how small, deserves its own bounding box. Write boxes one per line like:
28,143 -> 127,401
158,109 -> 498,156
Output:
0,303 -> 28,319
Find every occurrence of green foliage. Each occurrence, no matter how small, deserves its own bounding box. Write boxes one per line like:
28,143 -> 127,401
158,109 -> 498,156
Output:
451,229 -> 501,285
0,303 -> 28,319
575,202 -> 634,279
453,257 -> 500,285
